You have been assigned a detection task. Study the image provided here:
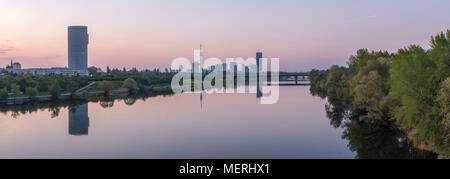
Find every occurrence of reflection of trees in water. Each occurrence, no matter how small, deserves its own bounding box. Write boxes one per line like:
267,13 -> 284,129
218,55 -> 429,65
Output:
98,96 -> 115,109
0,92 -> 175,118
49,107 -> 61,119
99,101 -> 114,108
325,103 -> 350,128
0,101 -> 78,119
311,85 -> 436,158
123,98 -> 137,106
321,95 -> 436,158
342,116 -> 437,159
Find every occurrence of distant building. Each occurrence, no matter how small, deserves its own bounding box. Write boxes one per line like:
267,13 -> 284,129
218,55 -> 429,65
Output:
5,60 -> 87,76
192,62 -> 201,73
230,62 -> 238,76
193,46 -> 203,73
245,66 -> 250,74
215,64 -> 223,72
249,64 -> 258,73
9,60 -> 21,70
256,52 -> 263,72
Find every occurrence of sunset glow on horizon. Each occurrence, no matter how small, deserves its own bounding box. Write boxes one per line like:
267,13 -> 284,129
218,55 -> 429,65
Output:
1,0 -> 449,71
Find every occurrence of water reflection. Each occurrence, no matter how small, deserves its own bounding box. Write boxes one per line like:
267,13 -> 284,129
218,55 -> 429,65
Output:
68,104 -> 89,136
0,87 -> 354,158
342,119 -> 437,158
0,86 -> 436,158
310,86 -> 438,159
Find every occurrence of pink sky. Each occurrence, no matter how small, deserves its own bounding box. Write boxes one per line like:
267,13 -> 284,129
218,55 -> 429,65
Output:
0,0 -> 449,71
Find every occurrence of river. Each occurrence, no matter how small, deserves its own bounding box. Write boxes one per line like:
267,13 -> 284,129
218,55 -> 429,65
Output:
0,86 -> 435,159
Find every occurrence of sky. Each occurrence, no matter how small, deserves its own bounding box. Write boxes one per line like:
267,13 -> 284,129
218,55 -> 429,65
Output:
0,0 -> 449,71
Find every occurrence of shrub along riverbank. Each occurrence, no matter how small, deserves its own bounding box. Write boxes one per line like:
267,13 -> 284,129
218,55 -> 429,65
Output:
309,30 -> 450,158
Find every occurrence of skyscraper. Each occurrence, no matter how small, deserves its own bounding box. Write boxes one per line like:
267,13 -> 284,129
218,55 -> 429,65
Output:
194,45 -> 203,73
256,52 -> 263,98
68,26 -> 89,75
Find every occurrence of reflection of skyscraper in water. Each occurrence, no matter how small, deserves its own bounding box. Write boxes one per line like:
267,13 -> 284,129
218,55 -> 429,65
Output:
256,52 -> 263,98
69,104 -> 90,136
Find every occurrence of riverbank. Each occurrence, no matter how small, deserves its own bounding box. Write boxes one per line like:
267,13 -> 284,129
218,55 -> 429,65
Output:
0,83 -> 173,105
308,30 -> 450,158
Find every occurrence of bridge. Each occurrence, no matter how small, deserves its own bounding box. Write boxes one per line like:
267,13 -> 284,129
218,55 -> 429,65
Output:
224,72 -> 310,86
278,72 -> 310,85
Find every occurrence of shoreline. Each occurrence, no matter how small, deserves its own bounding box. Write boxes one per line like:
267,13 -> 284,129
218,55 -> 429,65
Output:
0,84 -> 173,105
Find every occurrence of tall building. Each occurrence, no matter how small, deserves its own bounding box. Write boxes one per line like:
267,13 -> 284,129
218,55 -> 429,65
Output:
230,62 -> 238,76
194,45 -> 203,73
68,26 -> 89,75
192,62 -> 201,73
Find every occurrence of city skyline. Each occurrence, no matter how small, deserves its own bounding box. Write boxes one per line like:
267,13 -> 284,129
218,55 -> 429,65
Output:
1,0 -> 449,71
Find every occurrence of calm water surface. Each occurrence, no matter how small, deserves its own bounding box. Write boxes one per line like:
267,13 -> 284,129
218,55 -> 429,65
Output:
0,86 -> 356,158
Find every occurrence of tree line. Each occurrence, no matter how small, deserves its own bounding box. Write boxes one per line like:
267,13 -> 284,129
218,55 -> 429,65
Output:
309,30 -> 450,158
0,74 -> 89,99
0,68 -> 176,100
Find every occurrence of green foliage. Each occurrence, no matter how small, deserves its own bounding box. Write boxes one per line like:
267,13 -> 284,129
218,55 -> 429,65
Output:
88,68 -> 174,85
66,82 -> 80,94
438,78 -> 450,148
390,46 -> 435,125
350,57 -> 394,121
0,88 -> 8,99
98,81 -> 114,95
310,29 -> 450,156
429,30 -> 450,86
123,78 -> 139,93
88,66 -> 101,76
10,84 -> 21,97
25,87 -> 38,98
0,74 -> 88,94
347,49 -> 392,75
48,81 -> 61,99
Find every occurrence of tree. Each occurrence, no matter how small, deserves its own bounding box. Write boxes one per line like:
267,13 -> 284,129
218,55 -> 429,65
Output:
98,81 -> 114,96
123,78 -> 139,93
106,66 -> 111,74
390,45 -> 438,143
438,78 -> 450,147
25,87 -> 38,99
350,57 -> 393,121
88,66 -> 100,76
429,30 -> 450,86
10,84 -> 21,102
0,88 -> 8,99
66,82 -> 80,97
48,81 -> 61,100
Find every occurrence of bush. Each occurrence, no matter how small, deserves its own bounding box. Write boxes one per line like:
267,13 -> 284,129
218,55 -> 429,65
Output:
98,81 -> 114,96
0,88 -> 8,99
10,84 -> 21,97
25,87 -> 38,98
48,81 -> 61,99
123,78 -> 139,93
